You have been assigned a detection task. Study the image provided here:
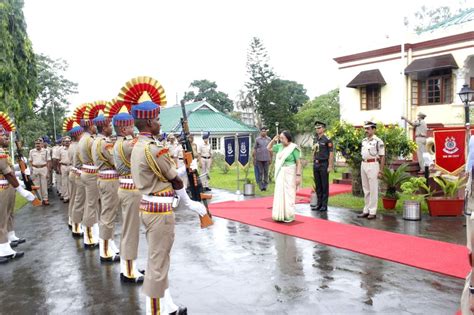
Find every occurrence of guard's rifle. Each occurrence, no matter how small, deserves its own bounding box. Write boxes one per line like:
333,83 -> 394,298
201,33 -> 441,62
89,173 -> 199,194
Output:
14,132 -> 42,204
179,100 -> 213,228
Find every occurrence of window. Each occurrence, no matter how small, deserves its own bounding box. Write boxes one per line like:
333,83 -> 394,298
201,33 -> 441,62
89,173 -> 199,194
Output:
412,70 -> 453,105
360,84 -> 381,110
210,137 -> 220,151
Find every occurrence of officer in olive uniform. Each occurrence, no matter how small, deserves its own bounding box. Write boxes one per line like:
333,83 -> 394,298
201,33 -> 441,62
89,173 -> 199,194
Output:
69,122 -> 86,237
357,121 -> 385,220
312,121 -> 334,212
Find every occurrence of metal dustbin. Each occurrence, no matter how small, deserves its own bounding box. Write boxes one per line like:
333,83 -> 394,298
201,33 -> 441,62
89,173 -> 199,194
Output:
403,200 -> 421,221
243,183 -> 255,196
310,192 -> 318,210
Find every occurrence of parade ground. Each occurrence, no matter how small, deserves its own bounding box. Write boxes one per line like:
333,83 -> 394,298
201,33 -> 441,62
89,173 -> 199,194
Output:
0,189 -> 465,314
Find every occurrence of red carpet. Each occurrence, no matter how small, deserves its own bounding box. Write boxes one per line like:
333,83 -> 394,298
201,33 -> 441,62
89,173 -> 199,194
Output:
295,183 -> 352,203
209,196 -> 470,279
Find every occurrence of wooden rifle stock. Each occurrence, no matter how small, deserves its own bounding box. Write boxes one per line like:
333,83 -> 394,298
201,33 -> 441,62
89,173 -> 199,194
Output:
180,101 -> 213,228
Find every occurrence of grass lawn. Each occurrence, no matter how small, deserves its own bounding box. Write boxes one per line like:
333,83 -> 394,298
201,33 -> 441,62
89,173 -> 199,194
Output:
209,161 -> 347,197
15,193 -> 28,212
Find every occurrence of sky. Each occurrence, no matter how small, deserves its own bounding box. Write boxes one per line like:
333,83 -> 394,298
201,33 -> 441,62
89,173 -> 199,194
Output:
22,0 -> 470,113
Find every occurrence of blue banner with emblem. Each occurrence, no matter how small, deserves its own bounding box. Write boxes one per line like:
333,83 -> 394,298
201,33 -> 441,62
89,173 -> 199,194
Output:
238,135 -> 250,167
224,136 -> 235,166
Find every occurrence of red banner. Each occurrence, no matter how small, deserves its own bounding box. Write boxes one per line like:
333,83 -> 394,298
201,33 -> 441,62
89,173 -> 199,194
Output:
433,129 -> 466,175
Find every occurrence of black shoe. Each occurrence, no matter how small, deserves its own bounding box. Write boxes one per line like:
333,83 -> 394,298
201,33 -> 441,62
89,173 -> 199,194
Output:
63,199 -> 69,203
120,273 -> 144,283
367,214 -> 377,220
72,232 -> 83,238
205,187 -> 212,192
311,205 -> 322,211
169,306 -> 188,315
10,238 -> 26,246
0,256 -> 9,264
319,207 -> 328,212
357,212 -> 369,218
10,241 -> 18,248
68,224 -> 72,230
3,251 -> 24,261
100,255 -> 120,263
84,242 -> 98,249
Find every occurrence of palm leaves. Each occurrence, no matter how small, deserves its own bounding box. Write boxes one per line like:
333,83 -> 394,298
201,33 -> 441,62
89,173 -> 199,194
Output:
381,163 -> 411,198
433,175 -> 467,198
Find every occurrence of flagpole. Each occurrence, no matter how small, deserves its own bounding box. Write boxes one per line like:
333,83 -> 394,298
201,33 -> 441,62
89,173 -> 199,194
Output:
236,133 -> 241,195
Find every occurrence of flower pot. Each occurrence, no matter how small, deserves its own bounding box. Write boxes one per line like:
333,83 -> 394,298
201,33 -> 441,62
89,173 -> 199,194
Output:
426,197 -> 464,217
243,183 -> 255,196
310,192 -> 318,210
403,200 -> 421,221
382,197 -> 397,210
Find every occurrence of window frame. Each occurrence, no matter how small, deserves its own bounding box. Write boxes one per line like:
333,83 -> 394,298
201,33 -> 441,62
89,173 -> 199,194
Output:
412,70 -> 453,106
360,84 -> 381,111
210,137 -> 220,151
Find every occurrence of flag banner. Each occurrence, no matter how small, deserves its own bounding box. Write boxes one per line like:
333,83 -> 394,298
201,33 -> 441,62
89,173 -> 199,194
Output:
238,135 -> 250,167
434,129 -> 465,175
224,136 -> 235,166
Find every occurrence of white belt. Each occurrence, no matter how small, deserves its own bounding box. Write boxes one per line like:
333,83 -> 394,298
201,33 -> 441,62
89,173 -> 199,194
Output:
99,170 -> 118,175
82,164 -> 98,170
142,195 -> 174,204
0,179 -> 8,185
119,178 -> 134,184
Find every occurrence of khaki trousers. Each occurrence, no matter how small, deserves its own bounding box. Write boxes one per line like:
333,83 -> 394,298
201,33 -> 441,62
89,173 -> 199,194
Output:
60,165 -> 70,200
6,187 -> 14,232
71,174 -> 85,224
200,158 -> 211,187
361,161 -> 379,215
0,187 -> 14,243
141,212 -> 175,298
98,179 -> 120,240
81,173 -> 100,228
56,170 -> 62,194
32,166 -> 49,201
119,188 -> 141,260
415,136 -> 427,170
68,172 -> 77,220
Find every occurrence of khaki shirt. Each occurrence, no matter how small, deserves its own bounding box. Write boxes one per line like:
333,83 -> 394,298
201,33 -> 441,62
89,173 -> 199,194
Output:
191,142 -> 198,158
198,142 -> 212,158
29,148 -> 51,166
59,146 -> 71,165
92,134 -> 115,170
131,134 -> 178,195
113,135 -> 135,176
71,141 -> 83,169
414,119 -> 428,137
0,147 -> 12,176
52,146 -> 60,160
77,132 -> 95,166
361,135 -> 385,160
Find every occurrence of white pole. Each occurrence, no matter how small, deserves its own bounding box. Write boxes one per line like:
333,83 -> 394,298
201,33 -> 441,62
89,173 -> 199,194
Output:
401,18 -> 408,131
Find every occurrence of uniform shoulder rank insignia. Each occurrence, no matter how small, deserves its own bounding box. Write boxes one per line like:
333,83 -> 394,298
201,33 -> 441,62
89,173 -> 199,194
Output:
157,148 -> 169,158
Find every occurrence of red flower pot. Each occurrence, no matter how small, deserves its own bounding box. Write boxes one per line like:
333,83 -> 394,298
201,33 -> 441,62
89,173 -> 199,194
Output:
382,197 -> 397,210
426,197 -> 464,216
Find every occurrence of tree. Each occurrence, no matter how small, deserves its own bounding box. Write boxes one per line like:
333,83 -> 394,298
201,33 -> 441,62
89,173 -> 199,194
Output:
257,79 -> 309,135
328,121 -> 416,196
0,0 -> 38,126
295,89 -> 340,146
182,79 -> 233,113
404,4 -> 469,33
245,37 -> 276,97
33,54 -> 78,141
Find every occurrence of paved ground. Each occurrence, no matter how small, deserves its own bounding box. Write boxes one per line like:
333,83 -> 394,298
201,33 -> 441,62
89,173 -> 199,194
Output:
0,189 -> 465,314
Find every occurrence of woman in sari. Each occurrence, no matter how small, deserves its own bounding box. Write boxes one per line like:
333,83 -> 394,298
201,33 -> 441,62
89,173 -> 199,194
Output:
267,130 -> 302,223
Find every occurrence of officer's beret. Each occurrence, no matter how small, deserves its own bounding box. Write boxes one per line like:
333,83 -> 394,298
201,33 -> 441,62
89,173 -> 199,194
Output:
364,121 -> 377,128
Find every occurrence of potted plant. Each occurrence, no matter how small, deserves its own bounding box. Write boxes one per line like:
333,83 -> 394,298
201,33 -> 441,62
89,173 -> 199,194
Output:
380,163 -> 411,210
426,175 -> 467,216
400,177 -> 430,221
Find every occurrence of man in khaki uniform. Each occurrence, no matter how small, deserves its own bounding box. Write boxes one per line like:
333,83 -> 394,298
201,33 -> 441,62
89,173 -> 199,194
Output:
29,139 -> 51,205
69,122 -> 86,237
58,137 -> 71,203
110,108 -> 144,283
78,108 -> 100,247
198,132 -> 212,191
0,114 -> 37,263
91,110 -> 120,262
52,138 -> 63,198
357,121 -> 385,220
43,138 -> 53,189
401,112 -> 428,173
130,99 -> 206,314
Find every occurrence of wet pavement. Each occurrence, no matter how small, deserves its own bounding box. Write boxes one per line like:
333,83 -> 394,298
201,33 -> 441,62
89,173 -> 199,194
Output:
0,188 -> 465,314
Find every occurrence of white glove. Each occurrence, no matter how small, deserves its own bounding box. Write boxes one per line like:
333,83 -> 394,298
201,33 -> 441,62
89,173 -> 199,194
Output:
25,167 -> 31,176
175,188 -> 207,216
466,173 -> 472,196
176,159 -> 198,177
15,171 -> 22,178
190,159 -> 198,171
16,186 -> 36,202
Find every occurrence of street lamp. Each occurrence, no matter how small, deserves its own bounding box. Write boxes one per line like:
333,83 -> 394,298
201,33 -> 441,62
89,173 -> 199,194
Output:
458,84 -> 474,157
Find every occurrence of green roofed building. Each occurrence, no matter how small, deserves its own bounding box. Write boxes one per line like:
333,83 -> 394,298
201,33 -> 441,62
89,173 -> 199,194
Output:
160,101 -> 258,154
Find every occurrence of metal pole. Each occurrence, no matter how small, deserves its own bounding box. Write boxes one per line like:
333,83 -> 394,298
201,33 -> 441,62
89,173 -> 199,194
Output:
236,133 -> 241,195
466,100 -> 470,159
52,100 -> 57,142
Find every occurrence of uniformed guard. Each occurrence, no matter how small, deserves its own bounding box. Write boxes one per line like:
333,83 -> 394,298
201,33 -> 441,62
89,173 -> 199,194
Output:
69,111 -> 86,237
401,112 -> 428,173
119,76 -> 205,314
29,139 -> 51,205
198,131 -> 212,191
0,112 -> 37,263
58,137 -> 71,203
357,121 -> 385,220
312,121 -> 334,212
52,137 -> 63,198
77,103 -> 100,247
90,101 -> 121,262
42,136 -> 54,189
63,117 -> 79,229
106,100 -> 145,282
